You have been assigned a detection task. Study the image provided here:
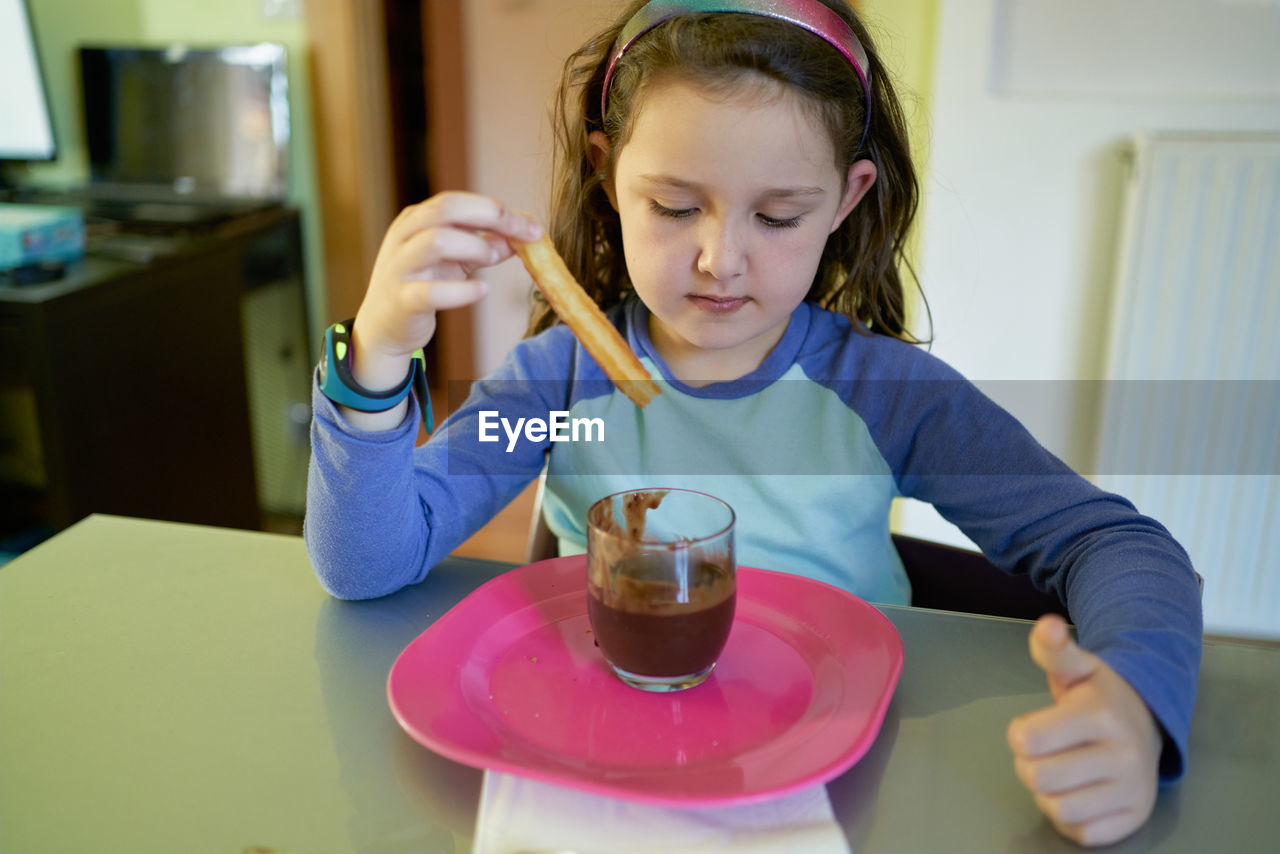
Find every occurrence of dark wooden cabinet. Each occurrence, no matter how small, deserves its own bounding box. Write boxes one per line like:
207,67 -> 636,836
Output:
1,207 -> 306,534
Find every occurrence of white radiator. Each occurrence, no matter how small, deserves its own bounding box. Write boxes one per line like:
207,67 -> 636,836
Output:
1096,132 -> 1280,639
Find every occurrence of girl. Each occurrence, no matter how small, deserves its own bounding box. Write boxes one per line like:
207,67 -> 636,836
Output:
305,1 -> 1201,846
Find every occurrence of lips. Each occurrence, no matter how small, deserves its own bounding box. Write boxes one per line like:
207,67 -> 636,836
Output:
688,294 -> 750,314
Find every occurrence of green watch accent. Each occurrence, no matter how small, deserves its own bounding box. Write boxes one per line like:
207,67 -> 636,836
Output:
318,318 -> 433,432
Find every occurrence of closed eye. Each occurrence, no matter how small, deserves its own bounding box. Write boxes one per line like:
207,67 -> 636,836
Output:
759,214 -> 804,229
650,200 -> 697,220
650,200 -> 804,229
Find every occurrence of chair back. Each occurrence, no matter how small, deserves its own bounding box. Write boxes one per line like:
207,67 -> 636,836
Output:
893,534 -> 1070,621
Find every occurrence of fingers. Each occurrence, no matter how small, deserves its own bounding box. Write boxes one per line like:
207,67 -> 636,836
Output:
389,192 -> 541,247
1034,791 -> 1152,848
1067,808 -> 1148,848
1008,700 -> 1109,757
396,226 -> 496,278
1013,742 -> 1114,794
1036,785 -> 1149,847
358,193 -> 538,357
1013,733 -> 1152,846
1033,782 -> 1130,827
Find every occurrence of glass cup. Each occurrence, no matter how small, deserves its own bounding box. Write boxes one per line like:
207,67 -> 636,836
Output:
586,488 -> 736,692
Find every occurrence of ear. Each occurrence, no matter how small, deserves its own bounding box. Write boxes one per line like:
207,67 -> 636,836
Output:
830,159 -> 877,233
588,130 -> 618,211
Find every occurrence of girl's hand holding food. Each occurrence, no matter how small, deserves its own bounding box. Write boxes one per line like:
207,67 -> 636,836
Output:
351,192 -> 542,393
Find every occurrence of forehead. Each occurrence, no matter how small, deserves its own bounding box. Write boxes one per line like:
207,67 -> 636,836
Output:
617,75 -> 841,186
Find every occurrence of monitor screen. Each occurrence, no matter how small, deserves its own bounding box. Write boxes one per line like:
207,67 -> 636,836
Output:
79,43 -> 289,201
0,0 -> 58,162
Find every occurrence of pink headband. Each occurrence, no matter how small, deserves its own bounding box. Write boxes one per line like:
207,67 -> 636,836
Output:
601,0 -> 872,150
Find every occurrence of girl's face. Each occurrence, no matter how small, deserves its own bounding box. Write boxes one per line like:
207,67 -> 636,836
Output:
601,76 -> 875,384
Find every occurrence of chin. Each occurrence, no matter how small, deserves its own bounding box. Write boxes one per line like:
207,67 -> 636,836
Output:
677,324 -> 760,352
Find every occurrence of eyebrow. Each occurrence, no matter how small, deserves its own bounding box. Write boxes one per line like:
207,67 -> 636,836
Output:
636,174 -> 826,199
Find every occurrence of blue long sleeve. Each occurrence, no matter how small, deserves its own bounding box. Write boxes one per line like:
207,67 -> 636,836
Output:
304,326 -> 576,599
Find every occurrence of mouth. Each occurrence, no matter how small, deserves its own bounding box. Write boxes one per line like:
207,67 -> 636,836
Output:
688,294 -> 750,314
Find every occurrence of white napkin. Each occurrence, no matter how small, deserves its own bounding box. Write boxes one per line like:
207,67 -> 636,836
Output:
471,770 -> 852,854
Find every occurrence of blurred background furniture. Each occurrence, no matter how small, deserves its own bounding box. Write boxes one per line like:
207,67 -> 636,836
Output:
0,207 -> 308,537
1,4 -> 313,550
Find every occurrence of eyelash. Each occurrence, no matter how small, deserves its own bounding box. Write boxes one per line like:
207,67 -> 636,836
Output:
648,200 -> 804,230
650,200 -> 695,220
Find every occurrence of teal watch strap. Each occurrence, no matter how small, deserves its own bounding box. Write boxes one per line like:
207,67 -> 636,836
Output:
319,319 -> 433,432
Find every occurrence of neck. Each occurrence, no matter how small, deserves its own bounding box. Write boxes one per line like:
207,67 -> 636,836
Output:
646,313 -> 786,387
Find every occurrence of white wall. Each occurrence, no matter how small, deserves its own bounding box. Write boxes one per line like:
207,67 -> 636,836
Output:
897,0 -> 1280,549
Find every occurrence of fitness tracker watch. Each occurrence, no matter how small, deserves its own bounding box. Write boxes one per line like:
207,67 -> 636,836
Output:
318,319 -> 433,432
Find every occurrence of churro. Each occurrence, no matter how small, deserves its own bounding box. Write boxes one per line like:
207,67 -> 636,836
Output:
515,231 -> 660,408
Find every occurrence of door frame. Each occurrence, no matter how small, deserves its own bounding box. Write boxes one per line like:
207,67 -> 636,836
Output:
303,0 -> 474,393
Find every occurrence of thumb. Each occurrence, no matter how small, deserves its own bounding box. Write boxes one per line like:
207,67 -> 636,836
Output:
1028,614 -> 1097,695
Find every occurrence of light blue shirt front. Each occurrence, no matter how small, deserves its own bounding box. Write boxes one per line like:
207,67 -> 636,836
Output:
541,359 -> 908,604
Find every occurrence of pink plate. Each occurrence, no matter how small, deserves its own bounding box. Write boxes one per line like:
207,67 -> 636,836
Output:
387,556 -> 904,807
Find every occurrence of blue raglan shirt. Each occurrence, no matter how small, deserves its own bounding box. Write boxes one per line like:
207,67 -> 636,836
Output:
306,298 -> 1202,781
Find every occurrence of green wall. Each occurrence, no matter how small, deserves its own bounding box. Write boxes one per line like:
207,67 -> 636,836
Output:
21,0 -> 325,332
22,0 -> 143,188
858,0 -> 939,533
861,0 -> 939,333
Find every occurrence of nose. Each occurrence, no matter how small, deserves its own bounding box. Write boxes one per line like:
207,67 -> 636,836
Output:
696,217 -> 747,281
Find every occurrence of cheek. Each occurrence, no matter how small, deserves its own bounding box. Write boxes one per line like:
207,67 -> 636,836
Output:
621,214 -> 689,280
620,232 -> 663,299
764,230 -> 829,287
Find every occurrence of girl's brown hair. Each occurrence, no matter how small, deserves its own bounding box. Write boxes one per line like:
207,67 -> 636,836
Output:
528,0 -> 927,344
